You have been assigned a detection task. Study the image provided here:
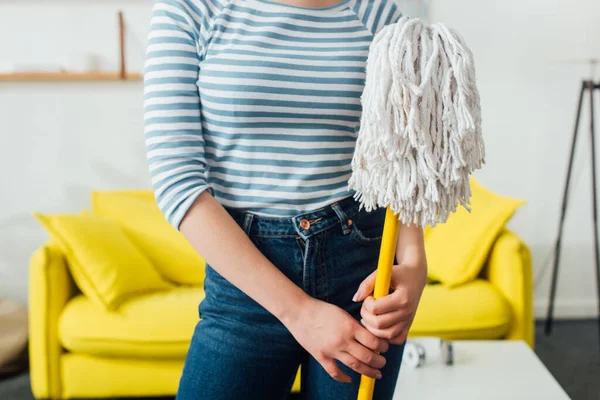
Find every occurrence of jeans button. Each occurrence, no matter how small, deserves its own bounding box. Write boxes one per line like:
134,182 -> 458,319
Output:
300,219 -> 311,230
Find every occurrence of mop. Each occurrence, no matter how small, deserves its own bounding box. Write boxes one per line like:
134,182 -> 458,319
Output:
348,16 -> 485,400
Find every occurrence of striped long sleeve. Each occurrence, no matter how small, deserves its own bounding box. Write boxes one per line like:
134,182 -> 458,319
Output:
144,0 -> 223,229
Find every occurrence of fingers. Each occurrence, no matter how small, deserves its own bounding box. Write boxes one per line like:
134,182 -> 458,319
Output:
337,352 -> 383,380
363,289 -> 410,315
346,341 -> 387,369
321,358 -> 351,383
360,288 -> 415,340
361,318 -> 412,341
389,330 -> 409,345
352,269 -> 377,302
354,324 -> 389,353
361,304 -> 412,330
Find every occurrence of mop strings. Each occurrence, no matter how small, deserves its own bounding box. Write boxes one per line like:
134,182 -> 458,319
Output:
349,16 -> 485,227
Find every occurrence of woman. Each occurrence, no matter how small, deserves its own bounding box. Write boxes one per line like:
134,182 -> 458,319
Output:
143,0 -> 427,398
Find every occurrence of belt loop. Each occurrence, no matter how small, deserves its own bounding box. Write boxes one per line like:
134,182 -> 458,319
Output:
242,213 -> 254,236
331,202 -> 351,235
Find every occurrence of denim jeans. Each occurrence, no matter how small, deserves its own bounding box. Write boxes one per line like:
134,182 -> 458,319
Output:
177,196 -> 405,400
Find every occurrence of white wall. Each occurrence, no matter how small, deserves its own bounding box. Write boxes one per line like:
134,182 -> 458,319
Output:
1,0 -> 599,318
430,0 -> 600,317
0,1 -> 153,303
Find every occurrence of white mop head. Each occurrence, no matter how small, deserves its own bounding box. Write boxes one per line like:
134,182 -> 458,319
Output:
349,16 -> 485,227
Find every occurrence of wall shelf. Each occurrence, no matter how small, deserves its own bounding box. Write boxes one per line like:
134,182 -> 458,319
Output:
0,72 -> 142,82
2,11 -> 140,84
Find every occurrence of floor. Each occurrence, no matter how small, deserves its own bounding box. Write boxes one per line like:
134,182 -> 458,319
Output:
1,320 -> 598,400
533,320 -> 599,400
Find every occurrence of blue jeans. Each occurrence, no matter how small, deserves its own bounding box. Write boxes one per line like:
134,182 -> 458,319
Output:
177,196 -> 405,400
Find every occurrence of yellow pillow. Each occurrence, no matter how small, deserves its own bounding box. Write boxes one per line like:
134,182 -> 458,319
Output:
34,213 -> 173,310
424,179 -> 524,287
91,191 -> 206,285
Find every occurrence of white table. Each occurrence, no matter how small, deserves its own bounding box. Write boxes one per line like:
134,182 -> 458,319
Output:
393,341 -> 570,400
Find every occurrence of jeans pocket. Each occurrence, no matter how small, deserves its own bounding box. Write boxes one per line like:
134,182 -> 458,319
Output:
350,225 -> 382,245
348,208 -> 385,246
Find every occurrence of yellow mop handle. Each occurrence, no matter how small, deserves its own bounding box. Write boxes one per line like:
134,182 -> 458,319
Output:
357,207 -> 400,400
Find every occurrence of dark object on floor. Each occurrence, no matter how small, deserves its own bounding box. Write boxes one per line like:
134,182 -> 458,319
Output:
1,320 -> 598,400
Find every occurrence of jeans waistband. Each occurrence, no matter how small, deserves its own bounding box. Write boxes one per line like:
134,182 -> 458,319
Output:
224,196 -> 364,240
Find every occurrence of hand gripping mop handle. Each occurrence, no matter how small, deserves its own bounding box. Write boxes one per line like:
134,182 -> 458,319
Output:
357,207 -> 400,400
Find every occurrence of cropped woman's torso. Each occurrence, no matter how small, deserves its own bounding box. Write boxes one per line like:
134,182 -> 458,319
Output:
144,0 -> 401,227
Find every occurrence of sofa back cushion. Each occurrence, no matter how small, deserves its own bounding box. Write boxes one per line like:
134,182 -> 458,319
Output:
424,179 -> 524,287
35,213 -> 173,310
91,191 -> 206,285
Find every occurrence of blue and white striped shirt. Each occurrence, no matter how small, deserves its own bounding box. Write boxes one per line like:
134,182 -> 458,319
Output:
144,0 -> 402,228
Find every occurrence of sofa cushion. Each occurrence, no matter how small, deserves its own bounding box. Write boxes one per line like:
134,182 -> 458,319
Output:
410,280 -> 512,339
35,213 -> 173,311
425,179 -> 524,287
59,287 -> 204,358
59,281 -> 511,359
91,191 -> 206,285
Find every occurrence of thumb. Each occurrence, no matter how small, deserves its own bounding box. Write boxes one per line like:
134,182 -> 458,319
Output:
352,269 -> 377,302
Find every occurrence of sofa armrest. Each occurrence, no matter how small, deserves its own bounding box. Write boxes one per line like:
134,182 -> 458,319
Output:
29,243 -> 77,399
482,230 -> 534,347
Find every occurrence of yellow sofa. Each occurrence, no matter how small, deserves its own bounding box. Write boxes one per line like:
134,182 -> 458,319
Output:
29,191 -> 533,399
